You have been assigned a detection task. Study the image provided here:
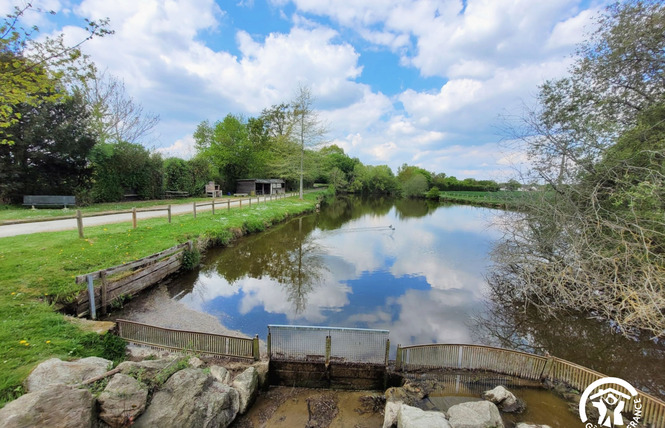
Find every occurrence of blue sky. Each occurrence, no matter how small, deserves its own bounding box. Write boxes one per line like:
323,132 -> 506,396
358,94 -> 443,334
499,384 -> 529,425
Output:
8,0 -> 605,180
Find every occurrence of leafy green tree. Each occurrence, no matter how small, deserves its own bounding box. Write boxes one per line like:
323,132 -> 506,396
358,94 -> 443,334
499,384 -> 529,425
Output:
164,158 -> 193,193
402,174 -> 428,197
91,142 -> 163,202
396,164 -> 432,187
0,92 -> 96,203
0,4 -> 111,144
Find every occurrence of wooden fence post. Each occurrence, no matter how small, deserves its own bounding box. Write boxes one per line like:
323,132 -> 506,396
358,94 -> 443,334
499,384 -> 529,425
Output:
212,199 -> 215,215
325,335 -> 331,366
385,339 -> 390,366
193,202 -> 197,218
267,332 -> 271,358
76,210 -> 84,238
395,344 -> 402,371
132,207 -> 137,229
253,335 -> 260,361
239,199 -> 242,208
249,197 -> 251,207
167,205 -> 172,223
227,200 -> 230,211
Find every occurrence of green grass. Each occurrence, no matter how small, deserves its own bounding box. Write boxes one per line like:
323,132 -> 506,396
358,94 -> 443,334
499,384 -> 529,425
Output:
437,191 -> 537,208
0,192 -> 322,407
0,196 -> 238,223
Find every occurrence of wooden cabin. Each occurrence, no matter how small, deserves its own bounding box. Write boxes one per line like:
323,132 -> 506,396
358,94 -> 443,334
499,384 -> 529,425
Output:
236,179 -> 286,195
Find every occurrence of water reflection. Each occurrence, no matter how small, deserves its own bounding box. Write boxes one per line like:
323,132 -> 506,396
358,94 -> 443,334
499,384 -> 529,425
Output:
168,195 -> 664,398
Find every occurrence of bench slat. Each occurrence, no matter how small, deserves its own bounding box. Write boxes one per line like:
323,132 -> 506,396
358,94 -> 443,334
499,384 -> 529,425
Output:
23,195 -> 76,206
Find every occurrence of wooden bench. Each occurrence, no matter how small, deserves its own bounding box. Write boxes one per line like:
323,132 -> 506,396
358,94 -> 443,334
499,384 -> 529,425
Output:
165,190 -> 189,198
233,193 -> 248,197
23,195 -> 76,208
205,182 -> 221,197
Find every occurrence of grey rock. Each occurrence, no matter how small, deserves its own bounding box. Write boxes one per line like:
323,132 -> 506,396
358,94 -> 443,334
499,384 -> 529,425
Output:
25,357 -> 112,392
515,424 -> 551,428
134,368 -> 239,428
116,357 -> 181,383
447,401 -> 504,428
97,373 -> 148,428
397,404 -> 451,428
0,384 -> 94,428
232,366 -> 258,414
188,356 -> 204,368
254,361 -> 269,388
210,365 -> 232,385
383,401 -> 402,428
482,385 -> 525,413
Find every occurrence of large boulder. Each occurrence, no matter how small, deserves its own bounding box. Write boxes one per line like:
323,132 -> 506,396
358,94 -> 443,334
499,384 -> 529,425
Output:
0,384 -> 94,428
482,386 -> 525,413
116,357 -> 182,383
133,368 -> 239,428
232,366 -> 258,414
25,357 -> 112,392
447,401 -> 504,428
97,373 -> 148,428
397,404 -> 451,428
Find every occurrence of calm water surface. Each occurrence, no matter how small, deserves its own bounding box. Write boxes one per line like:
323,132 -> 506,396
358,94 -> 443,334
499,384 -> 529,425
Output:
166,196 -> 665,398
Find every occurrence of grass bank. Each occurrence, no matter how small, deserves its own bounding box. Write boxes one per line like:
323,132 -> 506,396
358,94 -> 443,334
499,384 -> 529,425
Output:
437,191 -> 537,209
0,192 -> 322,407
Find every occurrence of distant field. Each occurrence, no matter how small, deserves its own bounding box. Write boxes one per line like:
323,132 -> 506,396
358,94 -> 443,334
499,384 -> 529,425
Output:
437,191 -> 538,208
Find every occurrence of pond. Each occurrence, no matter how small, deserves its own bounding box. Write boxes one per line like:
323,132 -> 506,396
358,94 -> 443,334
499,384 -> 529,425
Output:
151,196 -> 665,398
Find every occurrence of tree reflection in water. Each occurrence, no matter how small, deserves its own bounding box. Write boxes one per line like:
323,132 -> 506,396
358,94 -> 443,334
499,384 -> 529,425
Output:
201,215 -> 327,315
472,273 -> 665,399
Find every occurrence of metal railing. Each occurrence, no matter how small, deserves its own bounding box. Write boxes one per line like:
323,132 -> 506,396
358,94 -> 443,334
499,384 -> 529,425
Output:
396,343 -> 665,428
267,325 -> 390,365
117,319 -> 259,360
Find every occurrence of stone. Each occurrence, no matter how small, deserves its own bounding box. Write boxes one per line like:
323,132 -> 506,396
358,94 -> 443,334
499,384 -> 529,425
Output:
0,384 -> 94,428
210,365 -> 232,385
515,424 -> 551,428
383,401 -> 402,428
97,373 -> 148,428
25,357 -> 112,392
397,404 -> 451,428
482,385 -> 525,413
385,384 -> 425,407
254,361 -> 269,388
133,368 -> 238,428
117,357 -> 181,383
188,356 -> 204,368
232,366 -> 258,414
447,401 -> 504,428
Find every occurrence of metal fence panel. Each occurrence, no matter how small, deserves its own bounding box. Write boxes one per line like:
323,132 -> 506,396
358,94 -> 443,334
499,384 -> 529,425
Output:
268,325 -> 389,365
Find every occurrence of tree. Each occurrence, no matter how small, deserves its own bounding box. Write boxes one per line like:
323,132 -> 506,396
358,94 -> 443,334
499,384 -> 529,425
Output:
497,1 -> 665,338
76,69 -> 159,144
0,4 -> 111,144
291,84 -> 327,199
195,115 -> 269,192
0,92 -> 96,203
402,174 -> 428,197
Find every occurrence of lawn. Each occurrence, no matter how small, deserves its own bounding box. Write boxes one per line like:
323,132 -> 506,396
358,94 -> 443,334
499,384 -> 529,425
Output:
0,192 -> 322,407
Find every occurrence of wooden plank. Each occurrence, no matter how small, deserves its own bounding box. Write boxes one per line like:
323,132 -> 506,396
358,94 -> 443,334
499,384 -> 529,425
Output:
75,242 -> 188,283
78,255 -> 181,307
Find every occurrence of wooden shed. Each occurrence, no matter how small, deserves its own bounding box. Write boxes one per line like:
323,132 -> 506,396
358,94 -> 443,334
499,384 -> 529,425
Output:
236,179 -> 286,195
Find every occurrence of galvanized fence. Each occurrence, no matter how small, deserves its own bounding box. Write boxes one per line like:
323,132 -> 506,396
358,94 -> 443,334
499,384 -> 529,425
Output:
117,319 -> 259,360
267,325 -> 390,365
396,343 -> 665,428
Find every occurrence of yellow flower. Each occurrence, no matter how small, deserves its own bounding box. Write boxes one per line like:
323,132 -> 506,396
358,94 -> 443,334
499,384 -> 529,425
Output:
11,292 -> 15,295
19,340 -> 26,344
103,228 -> 108,231
46,340 -> 51,344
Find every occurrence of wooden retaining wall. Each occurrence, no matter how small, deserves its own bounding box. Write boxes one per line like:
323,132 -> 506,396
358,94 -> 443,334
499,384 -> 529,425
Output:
117,319 -> 259,360
396,343 -> 665,428
74,242 -> 191,317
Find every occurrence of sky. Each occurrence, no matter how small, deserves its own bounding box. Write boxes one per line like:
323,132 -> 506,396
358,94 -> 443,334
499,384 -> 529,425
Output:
8,0 -> 605,180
